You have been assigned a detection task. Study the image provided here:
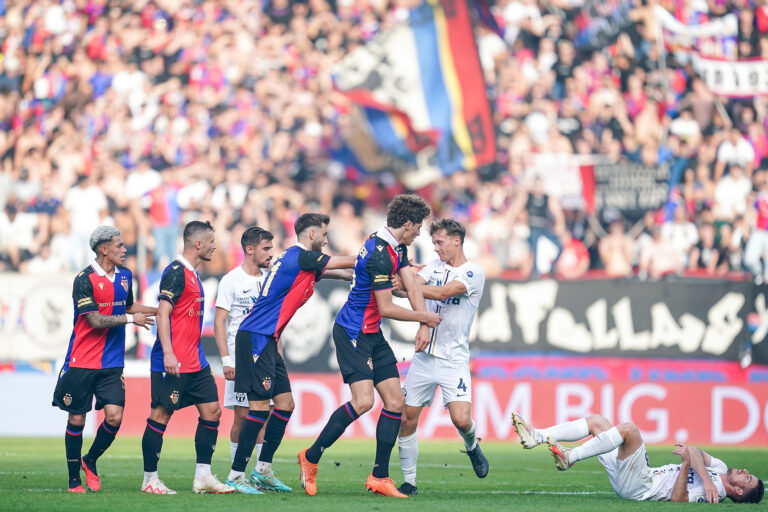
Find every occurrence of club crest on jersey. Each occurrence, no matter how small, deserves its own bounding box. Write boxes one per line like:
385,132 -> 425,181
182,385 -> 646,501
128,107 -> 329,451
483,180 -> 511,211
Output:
466,271 -> 474,278
121,277 -> 128,292
63,393 -> 72,406
262,377 -> 272,391
367,358 -> 373,370
170,390 -> 179,405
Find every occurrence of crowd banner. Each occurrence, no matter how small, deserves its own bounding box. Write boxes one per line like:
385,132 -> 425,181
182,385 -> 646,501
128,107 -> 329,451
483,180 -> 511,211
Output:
582,162 -> 670,221
692,54 -> 768,98
573,0 -> 633,52
655,7 -> 737,59
749,285 -> 768,365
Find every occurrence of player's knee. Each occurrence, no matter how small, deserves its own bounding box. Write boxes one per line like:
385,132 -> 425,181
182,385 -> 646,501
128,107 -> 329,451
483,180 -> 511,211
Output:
68,414 -> 86,427
586,414 -> 613,435
452,417 -> 472,432
352,396 -> 374,414
617,422 -> 639,440
205,405 -> 222,422
105,410 -> 123,427
383,394 -> 405,413
274,395 -> 295,412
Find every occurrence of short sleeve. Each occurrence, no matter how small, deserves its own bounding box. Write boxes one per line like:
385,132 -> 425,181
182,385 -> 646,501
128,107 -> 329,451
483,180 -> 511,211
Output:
396,244 -> 409,270
454,266 -> 485,297
298,249 -> 331,281
706,457 -> 728,474
73,273 -> 98,315
215,273 -> 234,311
417,260 -> 437,282
158,264 -> 186,306
366,245 -> 395,291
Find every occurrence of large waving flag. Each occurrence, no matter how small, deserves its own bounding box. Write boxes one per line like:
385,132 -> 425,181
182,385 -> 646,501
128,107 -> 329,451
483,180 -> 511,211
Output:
333,0 -> 495,177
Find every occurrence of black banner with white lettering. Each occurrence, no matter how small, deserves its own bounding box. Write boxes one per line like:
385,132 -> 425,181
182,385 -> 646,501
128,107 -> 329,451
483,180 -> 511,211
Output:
198,277 -> 755,373
591,162 -> 670,221
748,285 -> 768,366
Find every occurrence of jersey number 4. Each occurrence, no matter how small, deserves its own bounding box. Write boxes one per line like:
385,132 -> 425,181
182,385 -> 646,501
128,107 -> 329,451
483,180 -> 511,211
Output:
458,378 -> 468,393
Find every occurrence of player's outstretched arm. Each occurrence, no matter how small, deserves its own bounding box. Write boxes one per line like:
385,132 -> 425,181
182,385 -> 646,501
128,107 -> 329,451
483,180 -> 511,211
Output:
126,303 -> 157,330
322,269 -> 354,281
670,459 -> 691,502
373,288 -> 440,327
325,255 -> 357,270
156,300 -> 179,376
127,303 -> 158,315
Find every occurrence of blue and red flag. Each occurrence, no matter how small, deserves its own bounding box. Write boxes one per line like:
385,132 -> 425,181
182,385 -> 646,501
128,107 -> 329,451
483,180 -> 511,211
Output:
334,0 -> 495,176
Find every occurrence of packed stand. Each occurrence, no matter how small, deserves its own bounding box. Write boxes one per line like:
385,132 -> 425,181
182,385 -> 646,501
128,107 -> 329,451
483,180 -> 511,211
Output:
0,0 -> 766,280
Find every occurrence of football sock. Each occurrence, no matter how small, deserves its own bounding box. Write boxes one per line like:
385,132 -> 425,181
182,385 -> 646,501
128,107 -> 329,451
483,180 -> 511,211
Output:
85,420 -> 120,464
306,402 -> 360,464
255,443 -> 263,461
538,418 -> 589,443
143,471 -> 158,483
569,427 -> 624,463
232,410 -> 268,472
194,418 -> 219,464
195,463 -> 211,479
65,422 -> 84,486
459,419 -> 478,451
372,409 -> 401,478
398,432 -> 418,486
258,409 -> 292,464
142,418 -> 166,472
230,441 -> 238,463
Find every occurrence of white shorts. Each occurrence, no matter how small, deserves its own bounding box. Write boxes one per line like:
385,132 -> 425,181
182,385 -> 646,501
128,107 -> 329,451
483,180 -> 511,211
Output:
403,352 -> 471,408
599,444 -> 653,500
223,378 -> 248,410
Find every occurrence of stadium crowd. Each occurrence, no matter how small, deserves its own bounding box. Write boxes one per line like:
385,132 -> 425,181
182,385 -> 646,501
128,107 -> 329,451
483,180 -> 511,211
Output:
0,0 -> 766,280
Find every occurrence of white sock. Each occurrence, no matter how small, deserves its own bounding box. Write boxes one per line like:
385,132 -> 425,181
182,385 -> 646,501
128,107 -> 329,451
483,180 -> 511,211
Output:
538,418 -> 589,443
227,469 -> 245,482
195,463 -> 211,479
569,427 -> 623,463
143,471 -> 158,483
255,443 -> 263,461
255,461 -> 271,474
230,441 -> 238,463
459,419 -> 478,451
398,432 -> 418,486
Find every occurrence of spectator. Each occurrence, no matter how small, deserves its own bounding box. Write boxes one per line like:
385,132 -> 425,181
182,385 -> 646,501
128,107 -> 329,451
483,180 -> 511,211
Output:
715,127 -> 756,181
661,204 -> 699,266
556,228 -> 589,279
688,223 -> 720,275
745,182 -> 768,283
714,164 -> 752,222
639,227 -> 684,279
599,219 -> 634,278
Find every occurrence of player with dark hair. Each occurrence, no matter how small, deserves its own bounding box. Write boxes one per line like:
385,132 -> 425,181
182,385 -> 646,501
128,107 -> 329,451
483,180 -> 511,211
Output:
298,194 -> 440,498
396,218 -> 487,496
141,220 -> 234,495
512,412 -> 764,504
224,213 -> 354,494
53,225 -> 157,493
214,227 -> 274,476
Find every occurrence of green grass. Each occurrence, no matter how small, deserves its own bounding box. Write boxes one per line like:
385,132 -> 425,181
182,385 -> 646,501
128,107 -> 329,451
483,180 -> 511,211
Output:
1,437 -> 767,511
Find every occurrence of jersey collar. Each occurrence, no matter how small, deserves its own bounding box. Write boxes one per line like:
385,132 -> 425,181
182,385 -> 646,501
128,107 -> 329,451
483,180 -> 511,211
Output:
295,242 -> 307,250
91,259 -> 119,282
376,226 -> 400,249
176,254 -> 196,272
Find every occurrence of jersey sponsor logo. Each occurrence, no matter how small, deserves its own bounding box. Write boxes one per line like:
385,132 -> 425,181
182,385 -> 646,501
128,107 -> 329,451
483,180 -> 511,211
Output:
170,390 -> 179,405
374,275 -> 389,282
262,376 -> 272,391
63,393 -> 72,406
160,289 -> 175,298
77,297 -> 94,307
98,300 -> 126,307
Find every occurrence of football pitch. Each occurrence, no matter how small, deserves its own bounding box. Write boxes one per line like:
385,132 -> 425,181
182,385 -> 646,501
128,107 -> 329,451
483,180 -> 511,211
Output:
2,437 -> 767,511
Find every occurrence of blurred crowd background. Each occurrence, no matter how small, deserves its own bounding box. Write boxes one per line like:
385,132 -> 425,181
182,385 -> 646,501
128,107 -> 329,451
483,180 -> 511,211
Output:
0,0 -> 767,281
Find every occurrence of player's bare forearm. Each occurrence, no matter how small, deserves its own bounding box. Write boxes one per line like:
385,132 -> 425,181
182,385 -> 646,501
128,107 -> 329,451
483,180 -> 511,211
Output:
156,301 -> 174,354
213,307 -> 230,358
322,269 -> 353,281
421,281 -> 467,301
85,312 -> 131,329
392,289 -> 408,298
670,461 -> 691,502
399,267 -> 426,313
325,255 -> 357,270
127,303 -> 158,315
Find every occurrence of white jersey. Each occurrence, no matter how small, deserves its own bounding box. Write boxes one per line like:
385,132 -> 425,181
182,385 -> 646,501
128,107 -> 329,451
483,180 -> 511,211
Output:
417,259 -> 484,363
215,266 -> 267,360
644,458 -> 727,502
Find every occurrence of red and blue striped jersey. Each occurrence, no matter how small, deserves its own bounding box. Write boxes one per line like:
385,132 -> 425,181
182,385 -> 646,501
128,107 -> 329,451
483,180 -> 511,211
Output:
64,262 -> 134,370
756,192 -> 768,231
239,244 -> 330,338
335,228 -> 409,338
151,256 -> 208,373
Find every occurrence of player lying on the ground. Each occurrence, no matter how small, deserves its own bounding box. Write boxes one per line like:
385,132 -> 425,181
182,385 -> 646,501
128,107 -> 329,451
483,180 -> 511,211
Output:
512,412 -> 764,504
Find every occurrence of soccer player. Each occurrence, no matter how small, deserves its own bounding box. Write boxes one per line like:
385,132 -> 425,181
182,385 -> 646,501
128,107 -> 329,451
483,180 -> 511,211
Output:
214,227 -> 274,471
298,194 -> 441,498
141,221 -> 234,495
396,218 -> 487,496
512,412 -> 764,504
225,213 -> 355,494
53,225 -> 157,493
